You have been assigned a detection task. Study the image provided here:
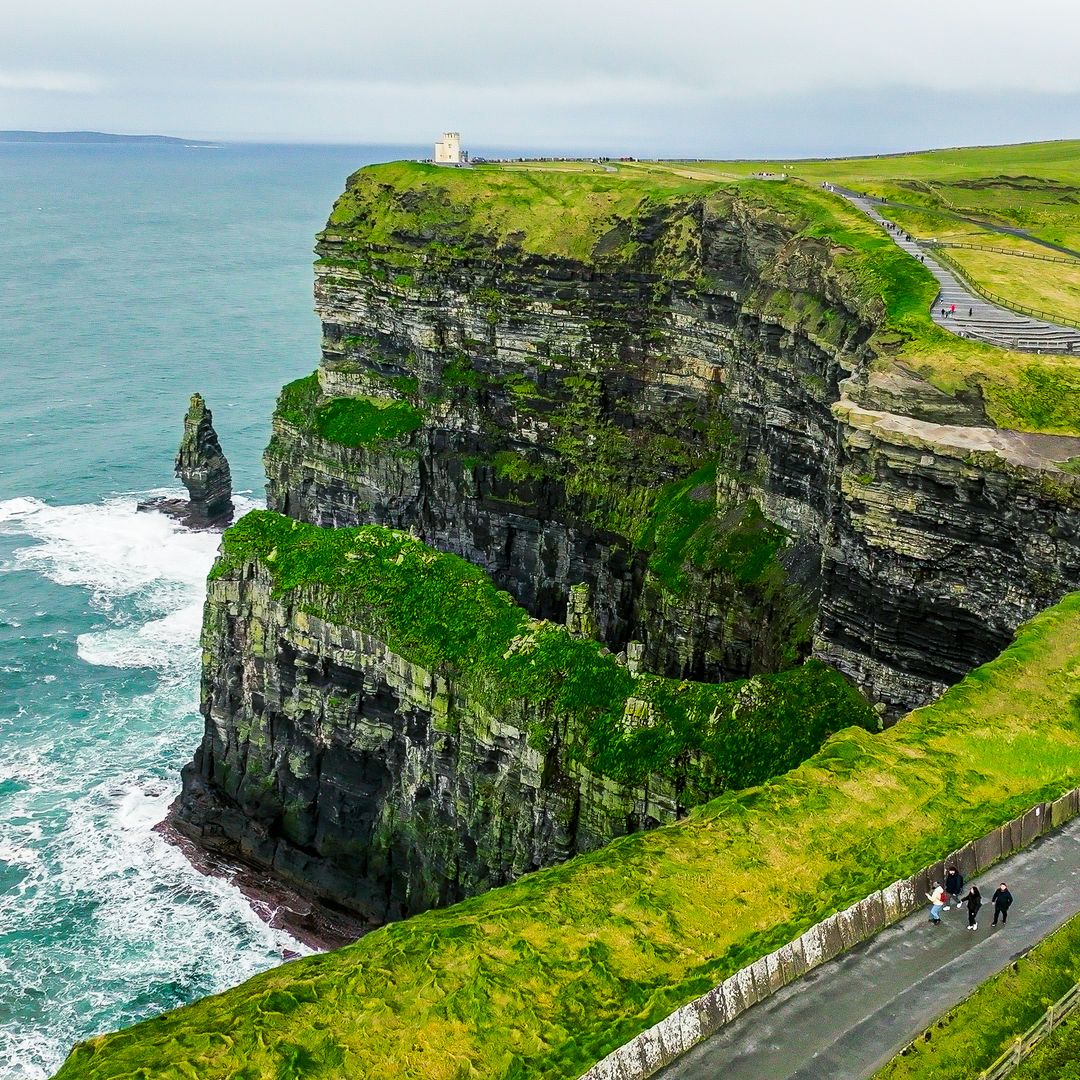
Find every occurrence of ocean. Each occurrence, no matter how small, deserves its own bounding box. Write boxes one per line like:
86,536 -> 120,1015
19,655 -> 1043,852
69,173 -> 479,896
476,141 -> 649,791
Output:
0,140 -> 423,1078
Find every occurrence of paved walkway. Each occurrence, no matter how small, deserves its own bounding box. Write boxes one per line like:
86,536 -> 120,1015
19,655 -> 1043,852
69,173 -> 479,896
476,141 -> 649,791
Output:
658,815 -> 1080,1080
832,186 -> 1080,354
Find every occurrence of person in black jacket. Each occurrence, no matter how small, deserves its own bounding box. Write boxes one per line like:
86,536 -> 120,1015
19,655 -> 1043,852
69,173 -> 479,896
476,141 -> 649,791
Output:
965,885 -> 982,930
992,884 -> 1013,926
944,866 -> 964,911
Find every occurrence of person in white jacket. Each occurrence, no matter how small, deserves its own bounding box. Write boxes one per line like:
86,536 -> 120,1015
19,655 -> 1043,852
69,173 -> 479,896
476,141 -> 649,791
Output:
926,882 -> 947,924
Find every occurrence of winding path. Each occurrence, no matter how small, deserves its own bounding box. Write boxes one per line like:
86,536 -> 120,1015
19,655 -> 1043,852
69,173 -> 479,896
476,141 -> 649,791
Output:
657,815 -> 1080,1080
833,186 -> 1080,354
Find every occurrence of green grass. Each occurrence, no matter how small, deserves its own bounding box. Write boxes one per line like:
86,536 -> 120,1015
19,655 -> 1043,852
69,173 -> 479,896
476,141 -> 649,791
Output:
945,246 -> 1080,324
637,464 -> 787,596
1014,1006 -> 1080,1079
323,159 -> 709,264
875,911 -> 1080,1079
275,373 -> 423,449
55,588 -> 1080,1080
207,511 -> 872,792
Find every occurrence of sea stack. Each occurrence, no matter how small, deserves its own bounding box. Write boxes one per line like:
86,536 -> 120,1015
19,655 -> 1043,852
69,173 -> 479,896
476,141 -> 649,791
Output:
173,393 -> 233,527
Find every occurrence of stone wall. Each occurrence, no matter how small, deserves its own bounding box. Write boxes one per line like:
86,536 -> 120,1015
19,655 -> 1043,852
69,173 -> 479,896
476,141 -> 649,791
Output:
579,787 -> 1080,1080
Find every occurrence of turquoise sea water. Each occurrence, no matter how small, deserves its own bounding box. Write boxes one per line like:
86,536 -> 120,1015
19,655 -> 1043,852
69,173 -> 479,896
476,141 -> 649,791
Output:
0,141 -> 422,1077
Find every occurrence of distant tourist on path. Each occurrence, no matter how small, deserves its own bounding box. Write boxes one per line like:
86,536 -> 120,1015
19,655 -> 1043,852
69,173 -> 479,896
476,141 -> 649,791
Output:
992,883 -> 1013,926
944,865 -> 964,910
927,882 -> 947,924
965,885 -> 982,930
968,306 -> 973,317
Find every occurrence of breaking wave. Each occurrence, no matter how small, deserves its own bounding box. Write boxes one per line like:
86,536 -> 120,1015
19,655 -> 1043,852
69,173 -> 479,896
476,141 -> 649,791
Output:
0,493 -> 303,1079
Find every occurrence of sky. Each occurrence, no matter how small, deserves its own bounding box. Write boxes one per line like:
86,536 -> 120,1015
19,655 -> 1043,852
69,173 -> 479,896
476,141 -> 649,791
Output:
3,0 -> 1080,156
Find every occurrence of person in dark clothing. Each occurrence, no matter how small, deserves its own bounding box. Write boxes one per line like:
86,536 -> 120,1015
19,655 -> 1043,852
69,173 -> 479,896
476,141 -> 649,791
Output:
968,306 -> 973,317
944,866 -> 964,910
992,884 -> 1013,926
966,885 -> 982,930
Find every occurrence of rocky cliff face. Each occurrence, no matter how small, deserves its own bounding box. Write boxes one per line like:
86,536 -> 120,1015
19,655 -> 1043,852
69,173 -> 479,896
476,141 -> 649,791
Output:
173,513 -> 871,923
176,162 -> 1080,928
263,169 -> 1080,712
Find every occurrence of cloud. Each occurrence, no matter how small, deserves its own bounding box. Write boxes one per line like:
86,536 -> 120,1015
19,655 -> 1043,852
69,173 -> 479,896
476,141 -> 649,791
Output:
0,68 -> 104,93
3,0 -> 1080,146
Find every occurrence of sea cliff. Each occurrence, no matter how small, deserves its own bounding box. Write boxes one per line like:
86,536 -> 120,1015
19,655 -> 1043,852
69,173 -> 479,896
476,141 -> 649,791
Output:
56,150 -> 1080,1080
174,161 -> 1080,923
264,162 -> 1080,711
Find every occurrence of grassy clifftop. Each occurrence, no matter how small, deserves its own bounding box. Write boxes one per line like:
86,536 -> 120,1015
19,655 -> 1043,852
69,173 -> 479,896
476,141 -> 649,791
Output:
319,148 -> 1080,435
55,583 -> 1080,1079
209,512 -> 871,792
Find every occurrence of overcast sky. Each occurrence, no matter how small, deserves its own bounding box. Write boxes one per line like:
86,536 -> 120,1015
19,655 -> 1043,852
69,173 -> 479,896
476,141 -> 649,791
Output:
3,0 -> 1080,155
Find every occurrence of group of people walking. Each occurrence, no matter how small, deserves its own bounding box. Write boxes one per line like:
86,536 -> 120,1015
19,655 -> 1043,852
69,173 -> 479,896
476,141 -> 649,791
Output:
927,866 -> 1013,930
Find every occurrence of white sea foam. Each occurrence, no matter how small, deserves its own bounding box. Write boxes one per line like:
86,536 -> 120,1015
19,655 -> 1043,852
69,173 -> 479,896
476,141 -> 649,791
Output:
0,493 -> 221,608
0,492 -> 304,1079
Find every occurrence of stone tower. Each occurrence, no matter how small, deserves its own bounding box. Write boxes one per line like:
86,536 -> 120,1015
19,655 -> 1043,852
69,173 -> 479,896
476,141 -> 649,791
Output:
434,131 -> 462,164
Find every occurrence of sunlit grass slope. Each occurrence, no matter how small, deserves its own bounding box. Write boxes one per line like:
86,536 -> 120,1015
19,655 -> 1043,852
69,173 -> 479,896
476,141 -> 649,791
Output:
324,149 -> 1080,434
55,591 -> 1080,1080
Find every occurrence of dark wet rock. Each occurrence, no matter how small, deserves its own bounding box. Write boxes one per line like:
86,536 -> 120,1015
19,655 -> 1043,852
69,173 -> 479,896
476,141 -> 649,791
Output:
143,393 -> 233,528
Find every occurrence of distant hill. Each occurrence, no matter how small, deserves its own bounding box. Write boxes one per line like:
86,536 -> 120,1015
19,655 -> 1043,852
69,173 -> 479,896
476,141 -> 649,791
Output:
0,130 -> 213,145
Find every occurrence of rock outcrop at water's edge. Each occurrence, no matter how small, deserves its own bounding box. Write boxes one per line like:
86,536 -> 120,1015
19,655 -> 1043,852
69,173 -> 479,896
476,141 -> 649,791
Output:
175,393 -> 233,525
145,392 -> 234,528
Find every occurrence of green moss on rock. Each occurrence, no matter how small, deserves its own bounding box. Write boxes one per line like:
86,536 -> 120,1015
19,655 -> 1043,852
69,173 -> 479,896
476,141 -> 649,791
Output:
210,511 -> 873,790
275,373 -> 423,449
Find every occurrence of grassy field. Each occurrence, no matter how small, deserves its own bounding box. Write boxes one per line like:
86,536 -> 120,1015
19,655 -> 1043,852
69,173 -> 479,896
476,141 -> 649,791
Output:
322,146 -> 1080,435
945,246 -> 1080,324
874,912 -> 1080,1079
634,141 -> 1080,332
55,588 -> 1080,1080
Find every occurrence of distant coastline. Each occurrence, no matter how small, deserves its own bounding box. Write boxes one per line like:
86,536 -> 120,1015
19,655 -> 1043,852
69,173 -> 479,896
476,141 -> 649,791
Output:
0,130 -> 214,145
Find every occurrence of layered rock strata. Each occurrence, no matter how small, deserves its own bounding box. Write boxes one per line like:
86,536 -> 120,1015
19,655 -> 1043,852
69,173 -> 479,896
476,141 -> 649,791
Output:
174,513 -> 872,922
176,392 -> 233,525
264,168 -> 1080,712
142,392 -> 234,528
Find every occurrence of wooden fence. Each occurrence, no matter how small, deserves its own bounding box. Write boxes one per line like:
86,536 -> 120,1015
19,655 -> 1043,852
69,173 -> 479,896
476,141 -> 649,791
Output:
979,981 -> 1080,1080
925,240 -> 1080,266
